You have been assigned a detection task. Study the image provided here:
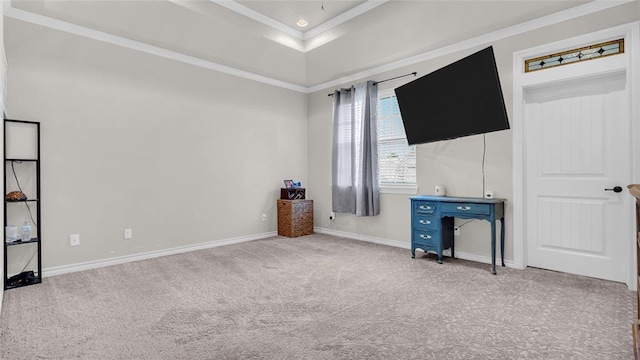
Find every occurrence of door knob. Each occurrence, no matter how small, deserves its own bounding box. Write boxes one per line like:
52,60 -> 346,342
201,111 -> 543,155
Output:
604,186 -> 623,193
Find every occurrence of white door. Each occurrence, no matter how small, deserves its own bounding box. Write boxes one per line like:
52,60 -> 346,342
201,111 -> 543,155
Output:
524,71 -> 630,282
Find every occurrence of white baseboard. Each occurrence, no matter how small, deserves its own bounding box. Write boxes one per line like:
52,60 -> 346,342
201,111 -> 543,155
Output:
42,231 -> 277,277
38,227 -> 514,278
314,227 -> 515,268
315,227 -> 410,249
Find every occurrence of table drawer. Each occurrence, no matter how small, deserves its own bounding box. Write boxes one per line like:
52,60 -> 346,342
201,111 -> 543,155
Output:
414,215 -> 438,230
413,201 -> 437,214
413,230 -> 438,247
442,202 -> 490,215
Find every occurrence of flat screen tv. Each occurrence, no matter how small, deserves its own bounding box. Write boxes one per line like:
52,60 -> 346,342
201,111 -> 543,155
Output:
394,46 -> 509,145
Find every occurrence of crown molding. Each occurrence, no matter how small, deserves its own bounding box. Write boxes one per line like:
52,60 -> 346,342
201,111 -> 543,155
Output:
209,0 -> 305,40
209,0 -> 388,46
306,0 -> 635,93
302,0 -> 388,41
4,5 -> 308,93
4,0 -> 635,94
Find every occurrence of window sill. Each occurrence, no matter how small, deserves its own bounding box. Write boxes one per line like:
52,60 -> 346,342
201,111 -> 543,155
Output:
380,185 -> 419,195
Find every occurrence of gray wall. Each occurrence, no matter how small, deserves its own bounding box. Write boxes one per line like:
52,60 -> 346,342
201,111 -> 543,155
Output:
5,18 -> 308,270
307,1 -> 640,262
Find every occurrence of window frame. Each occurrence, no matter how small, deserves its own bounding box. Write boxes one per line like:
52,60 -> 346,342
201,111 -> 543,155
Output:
377,89 -> 418,195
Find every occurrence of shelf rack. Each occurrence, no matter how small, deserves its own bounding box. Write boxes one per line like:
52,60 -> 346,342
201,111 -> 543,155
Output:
4,119 -> 42,290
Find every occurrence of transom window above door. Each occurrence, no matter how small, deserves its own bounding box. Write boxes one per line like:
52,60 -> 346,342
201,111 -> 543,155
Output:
525,38 -> 624,73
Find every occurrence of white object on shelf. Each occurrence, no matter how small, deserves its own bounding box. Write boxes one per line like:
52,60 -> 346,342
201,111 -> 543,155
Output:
20,220 -> 31,242
5,226 -> 17,243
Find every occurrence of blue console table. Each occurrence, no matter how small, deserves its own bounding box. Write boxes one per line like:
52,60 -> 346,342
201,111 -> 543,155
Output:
410,195 -> 506,274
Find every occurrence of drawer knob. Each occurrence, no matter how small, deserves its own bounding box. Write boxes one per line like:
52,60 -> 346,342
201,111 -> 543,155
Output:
457,206 -> 472,211
419,234 -> 432,240
419,220 -> 431,225
419,206 -> 432,210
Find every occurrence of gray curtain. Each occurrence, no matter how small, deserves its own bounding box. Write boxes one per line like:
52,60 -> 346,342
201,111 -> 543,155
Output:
331,81 -> 380,216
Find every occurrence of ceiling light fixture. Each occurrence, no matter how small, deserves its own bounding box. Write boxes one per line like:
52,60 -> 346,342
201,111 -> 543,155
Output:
296,19 -> 308,27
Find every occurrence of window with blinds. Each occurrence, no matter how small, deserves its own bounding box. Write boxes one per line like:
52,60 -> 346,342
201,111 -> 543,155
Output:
377,89 -> 416,189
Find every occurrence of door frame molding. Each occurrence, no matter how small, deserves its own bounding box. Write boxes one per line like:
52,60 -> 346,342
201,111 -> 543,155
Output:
512,21 -> 640,289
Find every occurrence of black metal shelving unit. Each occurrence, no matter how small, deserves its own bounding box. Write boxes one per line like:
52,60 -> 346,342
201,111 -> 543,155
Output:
4,119 -> 41,289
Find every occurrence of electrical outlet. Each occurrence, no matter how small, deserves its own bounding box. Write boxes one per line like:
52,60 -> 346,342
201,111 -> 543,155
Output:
261,213 -> 267,221
454,227 -> 461,236
69,234 -> 80,247
124,228 -> 132,239
329,211 -> 336,220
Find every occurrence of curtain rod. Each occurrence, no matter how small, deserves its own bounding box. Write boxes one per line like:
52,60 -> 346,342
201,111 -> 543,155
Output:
327,72 -> 417,97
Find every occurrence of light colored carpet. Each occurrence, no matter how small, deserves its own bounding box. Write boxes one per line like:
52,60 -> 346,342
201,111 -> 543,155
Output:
0,233 -> 635,359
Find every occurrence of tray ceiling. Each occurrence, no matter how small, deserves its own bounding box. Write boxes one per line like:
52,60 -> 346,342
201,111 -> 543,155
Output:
5,0 -> 598,90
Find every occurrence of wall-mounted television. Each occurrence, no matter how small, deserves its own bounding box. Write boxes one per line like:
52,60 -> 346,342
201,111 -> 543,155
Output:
394,46 -> 509,145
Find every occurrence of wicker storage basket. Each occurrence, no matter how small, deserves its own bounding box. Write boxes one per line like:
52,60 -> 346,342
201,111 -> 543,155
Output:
277,199 -> 313,237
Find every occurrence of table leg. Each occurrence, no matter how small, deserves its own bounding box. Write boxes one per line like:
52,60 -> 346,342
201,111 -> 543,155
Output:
500,217 -> 505,267
451,237 -> 455,258
491,219 -> 497,275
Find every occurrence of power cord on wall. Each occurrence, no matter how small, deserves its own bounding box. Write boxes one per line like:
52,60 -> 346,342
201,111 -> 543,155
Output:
265,200 -> 277,217
457,134 -> 487,232
482,134 -> 486,198
19,249 -> 38,275
456,220 -> 475,229
11,161 -> 38,228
